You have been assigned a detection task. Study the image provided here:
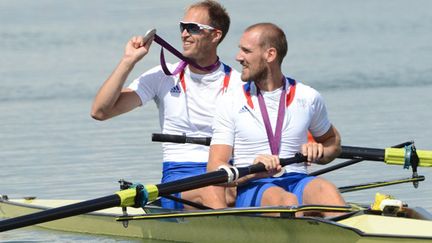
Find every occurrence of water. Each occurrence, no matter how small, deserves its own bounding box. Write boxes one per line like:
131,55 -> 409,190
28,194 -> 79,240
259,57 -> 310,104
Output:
1,0 -> 432,241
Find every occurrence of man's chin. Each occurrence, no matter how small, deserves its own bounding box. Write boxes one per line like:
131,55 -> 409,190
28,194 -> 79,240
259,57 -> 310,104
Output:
182,51 -> 191,58
240,70 -> 250,81
182,47 -> 196,57
240,73 -> 249,82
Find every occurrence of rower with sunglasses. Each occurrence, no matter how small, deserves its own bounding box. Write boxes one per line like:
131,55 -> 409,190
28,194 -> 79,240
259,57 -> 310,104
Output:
91,0 -> 242,210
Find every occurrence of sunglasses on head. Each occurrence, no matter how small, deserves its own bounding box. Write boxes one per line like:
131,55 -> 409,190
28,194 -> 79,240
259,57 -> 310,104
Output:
179,21 -> 215,34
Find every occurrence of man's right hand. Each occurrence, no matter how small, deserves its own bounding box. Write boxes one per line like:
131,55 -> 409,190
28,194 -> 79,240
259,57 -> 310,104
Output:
253,154 -> 283,178
123,35 -> 154,65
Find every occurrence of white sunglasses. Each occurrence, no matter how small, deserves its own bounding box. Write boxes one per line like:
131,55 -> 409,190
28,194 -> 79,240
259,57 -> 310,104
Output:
180,21 -> 215,34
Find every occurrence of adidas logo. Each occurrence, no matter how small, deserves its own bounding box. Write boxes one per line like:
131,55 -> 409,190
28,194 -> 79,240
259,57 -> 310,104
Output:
170,85 -> 181,94
238,105 -> 249,113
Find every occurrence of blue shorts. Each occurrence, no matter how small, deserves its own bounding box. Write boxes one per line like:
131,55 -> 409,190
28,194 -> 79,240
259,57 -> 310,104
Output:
161,162 -> 207,209
236,172 -> 315,207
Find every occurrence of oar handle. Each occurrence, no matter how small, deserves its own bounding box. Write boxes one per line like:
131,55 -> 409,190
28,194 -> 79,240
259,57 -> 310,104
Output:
246,153 -> 307,174
233,154 -> 307,182
152,133 -> 211,146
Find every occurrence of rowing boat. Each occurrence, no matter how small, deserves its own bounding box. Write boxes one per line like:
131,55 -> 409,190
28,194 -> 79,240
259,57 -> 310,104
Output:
1,142 -> 432,242
1,195 -> 432,242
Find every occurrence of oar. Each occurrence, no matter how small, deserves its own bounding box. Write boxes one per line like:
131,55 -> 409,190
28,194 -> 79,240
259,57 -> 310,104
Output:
338,176 -> 426,193
310,158 -> 364,176
310,141 -> 415,176
340,145 -> 432,167
0,154 -> 306,232
152,133 -> 432,167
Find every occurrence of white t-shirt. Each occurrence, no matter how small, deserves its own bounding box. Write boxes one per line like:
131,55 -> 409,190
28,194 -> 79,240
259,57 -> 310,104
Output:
128,62 -> 242,162
211,78 -> 331,174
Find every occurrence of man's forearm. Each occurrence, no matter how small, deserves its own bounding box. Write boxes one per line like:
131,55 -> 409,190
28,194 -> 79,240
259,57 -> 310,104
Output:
319,125 -> 342,164
91,59 -> 136,120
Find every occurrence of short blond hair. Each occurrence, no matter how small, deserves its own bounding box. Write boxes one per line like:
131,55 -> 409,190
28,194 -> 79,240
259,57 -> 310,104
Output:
245,23 -> 288,64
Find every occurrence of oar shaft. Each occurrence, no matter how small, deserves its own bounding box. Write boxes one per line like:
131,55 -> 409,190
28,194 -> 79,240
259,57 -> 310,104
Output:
311,142 -> 413,176
340,146 -> 385,161
151,133 -> 394,162
341,146 -> 432,167
339,176 -> 425,193
310,158 -> 364,176
151,133 -> 391,162
156,170 -> 228,194
0,194 -> 120,232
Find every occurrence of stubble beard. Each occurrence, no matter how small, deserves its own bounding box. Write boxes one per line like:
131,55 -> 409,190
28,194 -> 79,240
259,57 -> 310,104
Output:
242,61 -> 268,83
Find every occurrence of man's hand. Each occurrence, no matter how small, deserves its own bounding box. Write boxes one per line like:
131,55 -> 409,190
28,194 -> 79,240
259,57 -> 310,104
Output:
301,142 -> 324,165
123,35 -> 154,65
253,154 -> 283,178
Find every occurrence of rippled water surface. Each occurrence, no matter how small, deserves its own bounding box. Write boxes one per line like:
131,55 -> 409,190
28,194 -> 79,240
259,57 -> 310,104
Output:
1,0 -> 432,241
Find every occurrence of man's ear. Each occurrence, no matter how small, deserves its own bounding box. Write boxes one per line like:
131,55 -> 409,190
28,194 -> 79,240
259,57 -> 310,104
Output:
212,30 -> 223,44
265,47 -> 277,63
